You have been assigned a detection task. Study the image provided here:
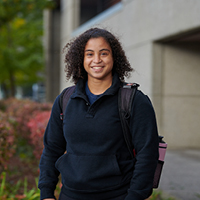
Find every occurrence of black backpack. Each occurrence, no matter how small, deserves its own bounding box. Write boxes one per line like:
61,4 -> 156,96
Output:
59,83 -> 167,188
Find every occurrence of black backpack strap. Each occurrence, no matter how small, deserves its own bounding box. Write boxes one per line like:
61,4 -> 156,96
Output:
118,83 -> 139,158
59,85 -> 76,120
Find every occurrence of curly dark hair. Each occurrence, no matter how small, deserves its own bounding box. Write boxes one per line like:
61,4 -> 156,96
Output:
63,27 -> 133,84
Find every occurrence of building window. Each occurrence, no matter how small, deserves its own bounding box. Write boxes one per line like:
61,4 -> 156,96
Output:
80,0 -> 121,25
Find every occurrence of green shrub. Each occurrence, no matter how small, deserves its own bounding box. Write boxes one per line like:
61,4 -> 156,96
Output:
0,172 -> 61,200
149,190 -> 176,200
0,171 -> 40,200
0,171 -> 175,200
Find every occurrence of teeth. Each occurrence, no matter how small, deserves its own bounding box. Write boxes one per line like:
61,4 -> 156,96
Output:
93,66 -> 102,69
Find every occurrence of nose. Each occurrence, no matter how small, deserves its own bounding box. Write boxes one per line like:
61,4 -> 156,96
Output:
93,54 -> 101,63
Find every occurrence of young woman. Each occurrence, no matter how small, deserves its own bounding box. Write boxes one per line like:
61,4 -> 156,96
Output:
38,28 -> 159,200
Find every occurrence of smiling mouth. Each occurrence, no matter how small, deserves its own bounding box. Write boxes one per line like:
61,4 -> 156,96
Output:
91,66 -> 104,72
92,66 -> 103,69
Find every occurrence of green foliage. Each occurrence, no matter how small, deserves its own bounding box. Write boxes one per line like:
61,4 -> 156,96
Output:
0,0 -> 55,97
0,171 -> 40,200
149,190 -> 176,200
0,172 -> 61,200
0,172 -> 6,196
0,172 -> 175,200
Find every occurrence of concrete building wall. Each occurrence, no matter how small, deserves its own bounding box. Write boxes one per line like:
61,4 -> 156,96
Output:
160,44 -> 200,148
60,0 -> 80,88
57,0 -> 200,148
44,9 -> 61,102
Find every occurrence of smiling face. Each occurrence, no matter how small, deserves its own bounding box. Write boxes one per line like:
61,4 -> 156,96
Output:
83,37 -> 114,83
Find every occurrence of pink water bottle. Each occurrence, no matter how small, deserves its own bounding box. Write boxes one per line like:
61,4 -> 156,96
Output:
159,137 -> 167,162
153,136 -> 167,188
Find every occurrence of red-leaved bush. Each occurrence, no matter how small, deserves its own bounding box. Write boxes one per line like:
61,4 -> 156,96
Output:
0,111 -> 16,171
0,98 -> 53,195
0,98 -> 52,173
27,110 -> 51,159
2,98 -> 52,141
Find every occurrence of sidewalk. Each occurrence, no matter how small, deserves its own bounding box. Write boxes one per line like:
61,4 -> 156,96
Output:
157,149 -> 200,200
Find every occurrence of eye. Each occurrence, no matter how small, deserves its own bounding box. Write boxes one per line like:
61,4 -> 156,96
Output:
86,53 -> 93,57
101,52 -> 108,56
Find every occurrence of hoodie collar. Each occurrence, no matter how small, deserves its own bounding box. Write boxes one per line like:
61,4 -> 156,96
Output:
71,73 -> 122,99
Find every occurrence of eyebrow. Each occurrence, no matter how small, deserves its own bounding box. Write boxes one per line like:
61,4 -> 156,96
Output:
85,49 -> 110,52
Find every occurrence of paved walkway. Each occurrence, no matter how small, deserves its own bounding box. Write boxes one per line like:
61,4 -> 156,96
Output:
157,149 -> 200,200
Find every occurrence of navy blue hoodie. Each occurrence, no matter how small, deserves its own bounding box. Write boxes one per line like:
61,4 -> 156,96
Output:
38,74 -> 159,200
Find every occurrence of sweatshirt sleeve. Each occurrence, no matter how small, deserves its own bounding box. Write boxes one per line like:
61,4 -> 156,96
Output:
125,90 -> 159,200
38,95 -> 66,200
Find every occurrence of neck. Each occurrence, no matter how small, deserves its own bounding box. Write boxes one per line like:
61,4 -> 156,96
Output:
87,77 -> 112,95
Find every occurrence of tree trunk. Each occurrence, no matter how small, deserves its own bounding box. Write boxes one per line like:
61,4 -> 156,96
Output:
7,23 -> 15,97
1,82 -> 9,98
9,70 -> 15,97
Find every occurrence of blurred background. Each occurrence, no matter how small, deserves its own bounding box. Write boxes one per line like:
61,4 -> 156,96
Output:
0,0 -> 200,199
